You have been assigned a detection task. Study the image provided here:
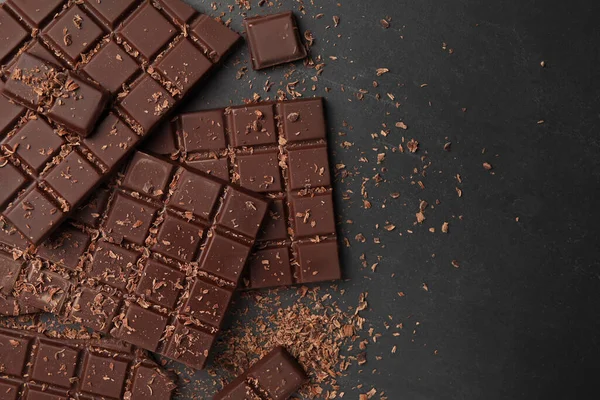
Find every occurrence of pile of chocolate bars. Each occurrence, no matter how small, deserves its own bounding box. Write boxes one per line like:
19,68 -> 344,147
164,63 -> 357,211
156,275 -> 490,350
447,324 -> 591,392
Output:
0,0 -> 340,399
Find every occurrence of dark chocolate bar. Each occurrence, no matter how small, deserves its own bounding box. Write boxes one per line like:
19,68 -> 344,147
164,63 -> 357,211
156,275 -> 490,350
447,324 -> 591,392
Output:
0,0 -> 241,245
244,12 -> 307,70
214,346 -> 307,400
1,150 -> 269,369
0,326 -> 176,400
142,98 -> 342,290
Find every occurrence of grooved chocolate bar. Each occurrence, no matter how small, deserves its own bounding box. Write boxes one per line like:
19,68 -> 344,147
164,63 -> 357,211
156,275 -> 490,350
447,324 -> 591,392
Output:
0,326 -> 176,400
2,150 -> 269,369
214,347 -> 307,400
0,0 -> 241,245
142,98 -> 342,290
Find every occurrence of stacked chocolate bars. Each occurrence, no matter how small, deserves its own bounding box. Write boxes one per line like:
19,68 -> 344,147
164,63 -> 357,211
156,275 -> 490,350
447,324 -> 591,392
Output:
0,0 -> 340,398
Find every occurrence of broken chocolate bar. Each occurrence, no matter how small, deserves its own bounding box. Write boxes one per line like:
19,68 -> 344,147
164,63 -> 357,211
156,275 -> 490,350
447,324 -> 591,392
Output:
2,150 -> 269,369
0,324 -> 176,400
143,97 -> 342,290
214,346 -> 307,400
0,0 -> 241,245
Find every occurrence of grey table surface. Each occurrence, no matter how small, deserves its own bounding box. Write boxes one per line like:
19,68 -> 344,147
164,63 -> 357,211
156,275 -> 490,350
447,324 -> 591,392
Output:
9,0 -> 600,398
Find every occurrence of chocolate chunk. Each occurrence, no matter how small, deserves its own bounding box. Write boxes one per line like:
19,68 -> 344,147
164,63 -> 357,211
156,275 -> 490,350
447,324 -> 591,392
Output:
0,0 -> 241,246
0,324 -> 176,400
152,98 -> 341,290
244,11 -> 308,70
214,346 -> 307,400
82,40 -> 140,95
3,150 -> 268,369
117,3 -> 177,61
3,54 -> 110,137
4,187 -> 65,244
43,5 -> 104,65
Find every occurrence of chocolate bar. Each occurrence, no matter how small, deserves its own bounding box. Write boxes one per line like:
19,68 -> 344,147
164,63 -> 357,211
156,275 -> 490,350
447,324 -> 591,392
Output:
2,150 -> 268,369
142,98 -> 342,289
0,325 -> 176,400
0,0 -> 241,245
244,12 -> 307,70
214,346 -> 307,400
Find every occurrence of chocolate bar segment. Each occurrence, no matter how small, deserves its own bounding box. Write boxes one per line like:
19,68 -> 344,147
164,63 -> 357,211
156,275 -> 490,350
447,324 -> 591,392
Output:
0,325 -> 176,400
3,150 -> 268,368
144,98 -> 341,290
214,347 -> 307,400
0,0 -> 241,246
3,53 -> 110,137
243,12 -> 307,70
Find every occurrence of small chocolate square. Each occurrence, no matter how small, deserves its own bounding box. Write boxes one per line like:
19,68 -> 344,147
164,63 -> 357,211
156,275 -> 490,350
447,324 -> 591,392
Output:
118,3 -> 177,61
136,259 -> 185,309
168,169 -> 222,221
190,15 -> 241,62
44,5 -> 104,64
178,109 -> 227,153
182,278 -> 232,327
5,118 -> 63,173
44,151 -> 101,208
227,104 -> 277,147
122,152 -> 174,199
88,242 -> 140,290
5,187 -> 64,244
83,40 -> 140,94
244,11 -> 307,70
103,192 -> 158,245
236,150 -> 283,193
80,353 -> 128,398
152,214 -> 204,262
70,287 -> 120,333
31,342 -> 79,388
154,39 -> 212,96
119,75 -> 174,134
114,304 -> 168,351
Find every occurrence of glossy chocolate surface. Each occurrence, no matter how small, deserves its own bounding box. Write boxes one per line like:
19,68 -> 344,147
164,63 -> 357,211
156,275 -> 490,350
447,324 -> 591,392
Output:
0,0 -> 241,245
143,98 -> 341,290
0,325 -> 176,400
0,150 -> 268,369
244,11 -> 307,70
214,346 -> 307,400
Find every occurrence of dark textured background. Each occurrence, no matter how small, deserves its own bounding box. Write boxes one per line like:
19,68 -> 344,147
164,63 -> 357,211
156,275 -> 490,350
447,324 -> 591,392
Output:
170,0 -> 600,398
10,0 -> 597,398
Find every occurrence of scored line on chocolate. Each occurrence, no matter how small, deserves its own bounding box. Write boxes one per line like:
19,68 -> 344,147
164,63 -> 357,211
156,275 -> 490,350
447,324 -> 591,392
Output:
144,97 -> 341,290
0,325 -> 176,400
0,0 -> 241,245
1,150 -> 269,369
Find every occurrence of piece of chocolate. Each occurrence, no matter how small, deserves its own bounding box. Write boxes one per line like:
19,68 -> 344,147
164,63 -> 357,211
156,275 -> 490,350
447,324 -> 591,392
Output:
3,53 -> 110,137
0,324 -> 176,400
244,11 -> 307,70
0,0 -> 241,245
143,98 -> 342,290
0,222 -> 36,316
214,347 -> 307,400
2,150 -> 269,369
